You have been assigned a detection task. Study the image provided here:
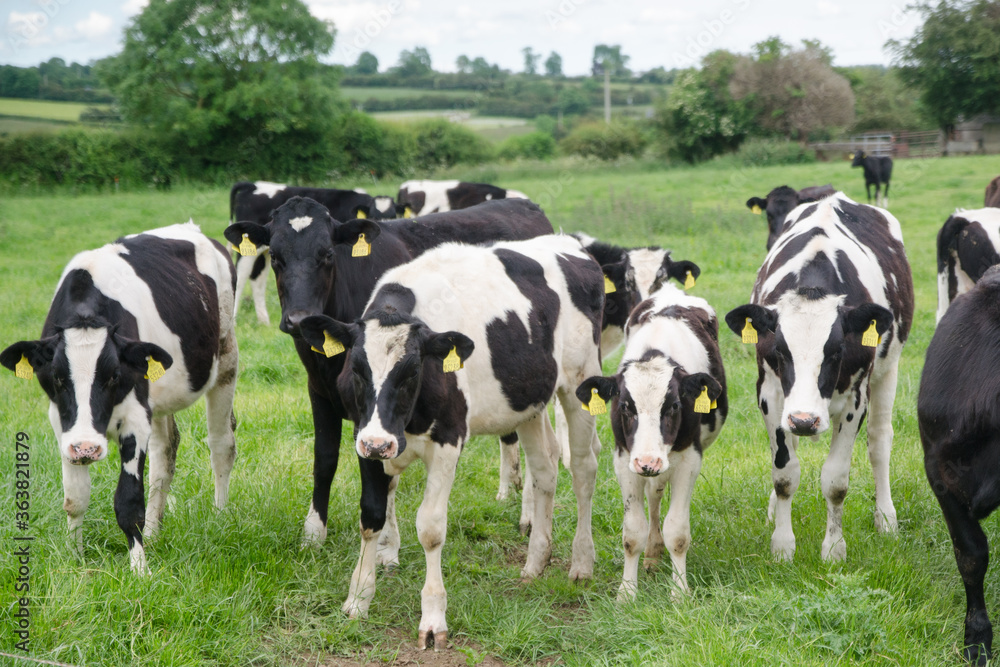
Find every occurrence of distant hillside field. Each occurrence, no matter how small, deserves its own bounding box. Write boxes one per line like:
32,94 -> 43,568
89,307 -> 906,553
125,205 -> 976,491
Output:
0,97 -> 108,123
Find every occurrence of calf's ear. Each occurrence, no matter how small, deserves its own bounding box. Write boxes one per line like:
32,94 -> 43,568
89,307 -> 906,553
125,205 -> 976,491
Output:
224,222 -> 271,249
576,376 -> 619,404
746,197 -> 766,213
679,373 -> 722,404
666,258 -> 701,285
119,340 -> 173,376
333,219 -> 382,247
601,257 -> 630,292
422,331 -> 474,365
842,303 -> 893,341
1,337 -> 59,374
299,315 -> 358,353
724,304 -> 777,337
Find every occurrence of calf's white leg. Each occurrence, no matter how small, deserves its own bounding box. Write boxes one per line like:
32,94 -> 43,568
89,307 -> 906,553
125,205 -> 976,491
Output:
143,414 -> 179,539
867,363 -> 899,533
376,474 -> 400,568
205,332 -> 238,510
820,413 -> 860,562
614,452 -> 647,602
518,412 -> 557,579
662,447 -> 701,595
559,387 -> 598,580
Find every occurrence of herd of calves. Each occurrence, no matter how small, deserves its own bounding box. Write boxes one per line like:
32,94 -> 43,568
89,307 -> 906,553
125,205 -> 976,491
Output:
4,174 -> 1000,661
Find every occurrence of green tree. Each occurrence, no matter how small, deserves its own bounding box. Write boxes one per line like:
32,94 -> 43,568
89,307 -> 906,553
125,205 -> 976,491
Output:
592,44 -> 630,123
730,39 -> 854,140
544,51 -> 563,77
889,0 -> 1000,131
558,87 -> 590,115
394,47 -> 432,76
522,47 -> 541,75
845,66 -> 929,132
456,55 -> 471,74
653,50 -> 751,163
99,0 -> 341,178
354,51 -> 379,75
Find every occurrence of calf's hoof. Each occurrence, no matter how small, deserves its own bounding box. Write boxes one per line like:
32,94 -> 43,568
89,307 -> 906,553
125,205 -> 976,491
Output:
874,508 -> 898,534
341,597 -> 369,620
418,628 -> 448,651
569,564 -> 593,581
963,643 -> 990,666
771,534 -> 795,562
821,538 -> 847,562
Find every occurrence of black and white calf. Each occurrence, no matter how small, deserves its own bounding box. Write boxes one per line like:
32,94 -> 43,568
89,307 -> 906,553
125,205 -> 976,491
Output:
229,181 -> 397,324
298,235 -> 603,648
577,282 -> 726,600
850,151 -> 893,207
725,192 -> 913,561
936,208 -> 1000,322
1,222 -> 238,573
920,266 -> 1000,665
224,197 -> 552,566
745,184 -> 837,250
395,179 -> 528,217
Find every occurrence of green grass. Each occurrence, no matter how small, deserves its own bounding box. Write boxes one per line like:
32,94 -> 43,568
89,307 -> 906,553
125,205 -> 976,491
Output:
0,118 -> 68,134
341,87 -> 473,102
1,156 -> 999,665
0,97 -> 107,123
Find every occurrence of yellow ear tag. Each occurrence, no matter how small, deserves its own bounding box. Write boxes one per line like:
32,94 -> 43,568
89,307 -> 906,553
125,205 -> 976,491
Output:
710,397 -> 718,410
15,355 -> 33,381
581,388 -> 606,416
684,270 -> 695,290
145,357 -> 165,382
311,331 -> 345,358
752,205 -> 762,215
861,319 -> 881,347
694,386 -> 711,414
352,233 -> 370,258
442,346 -> 463,373
604,275 -> 616,294
403,206 -> 414,218
355,209 -> 367,219
742,317 -> 758,344
238,233 -> 257,257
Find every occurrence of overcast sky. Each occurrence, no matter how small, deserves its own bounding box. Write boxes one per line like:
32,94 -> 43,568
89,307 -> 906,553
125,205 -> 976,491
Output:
0,0 -> 920,73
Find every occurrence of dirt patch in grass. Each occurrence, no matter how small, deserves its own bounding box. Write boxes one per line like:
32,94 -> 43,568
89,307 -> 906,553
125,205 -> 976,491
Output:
299,628 -> 509,666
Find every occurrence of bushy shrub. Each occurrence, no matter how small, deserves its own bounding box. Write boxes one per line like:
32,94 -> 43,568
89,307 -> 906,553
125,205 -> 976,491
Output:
411,119 -> 494,169
559,121 -> 649,160
729,138 -> 817,166
496,132 -> 556,161
331,112 -> 416,177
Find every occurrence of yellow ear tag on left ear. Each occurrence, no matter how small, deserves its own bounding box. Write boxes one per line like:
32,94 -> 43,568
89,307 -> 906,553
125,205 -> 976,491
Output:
710,397 -> 718,410
355,209 -> 367,219
604,275 -> 616,294
694,386 -> 711,414
684,270 -> 695,290
238,234 -> 257,257
352,233 -> 370,258
583,388 -> 606,416
15,355 -> 33,380
862,319 -> 881,347
752,205 -> 762,215
145,357 -> 165,382
442,346 -> 462,373
403,206 -> 414,218
742,318 -> 758,344
311,331 -> 345,358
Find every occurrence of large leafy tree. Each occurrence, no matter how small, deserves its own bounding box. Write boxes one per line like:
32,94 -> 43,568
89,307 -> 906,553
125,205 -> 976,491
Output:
394,47 -> 432,77
544,51 -> 563,77
729,38 -> 855,140
653,50 -> 752,163
99,0 -> 342,177
889,0 -> 1000,131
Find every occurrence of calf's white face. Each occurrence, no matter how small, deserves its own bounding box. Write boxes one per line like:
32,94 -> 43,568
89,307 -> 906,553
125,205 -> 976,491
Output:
3,326 -> 173,465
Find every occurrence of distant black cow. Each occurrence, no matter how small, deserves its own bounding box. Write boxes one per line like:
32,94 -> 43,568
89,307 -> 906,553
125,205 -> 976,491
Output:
850,151 -> 893,207
229,181 -> 397,324
919,265 -> 1000,665
985,175 -> 1000,207
935,208 -> 1000,322
1,223 -> 238,574
395,180 -> 528,217
745,184 -> 837,250
224,197 -> 553,569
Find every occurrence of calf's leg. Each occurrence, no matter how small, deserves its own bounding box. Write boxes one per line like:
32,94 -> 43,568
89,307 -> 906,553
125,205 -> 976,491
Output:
205,333 -> 238,510
614,452 -> 647,602
302,389 -> 342,546
248,252 -> 271,325
497,432 -> 521,501
820,414 -> 861,561
114,431 -> 150,574
559,387 -> 598,580
662,447 -> 702,595
144,414 -> 179,538
518,412 -> 558,579
867,364 -> 899,533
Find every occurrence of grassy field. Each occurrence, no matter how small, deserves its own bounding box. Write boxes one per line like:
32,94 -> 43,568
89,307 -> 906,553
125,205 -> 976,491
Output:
1,155 -> 999,665
341,87 -> 473,102
0,97 -> 105,123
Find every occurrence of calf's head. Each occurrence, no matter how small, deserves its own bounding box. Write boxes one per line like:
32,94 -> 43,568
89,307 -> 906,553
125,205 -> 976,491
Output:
850,151 -> 867,168
725,297 -> 892,436
298,312 -> 473,460
746,186 -> 799,250
2,328 -> 172,464
577,355 -> 720,477
224,196 -> 382,336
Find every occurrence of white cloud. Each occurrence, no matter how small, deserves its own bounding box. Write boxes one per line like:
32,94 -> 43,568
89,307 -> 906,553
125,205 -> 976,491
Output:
121,0 -> 149,16
7,11 -> 52,46
817,1 -> 841,17
75,11 -> 113,40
